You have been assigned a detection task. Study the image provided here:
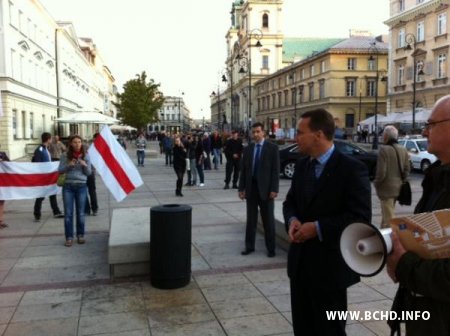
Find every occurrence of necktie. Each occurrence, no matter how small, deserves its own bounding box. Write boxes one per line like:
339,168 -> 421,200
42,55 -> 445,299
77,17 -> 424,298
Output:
253,144 -> 261,176
303,158 -> 318,202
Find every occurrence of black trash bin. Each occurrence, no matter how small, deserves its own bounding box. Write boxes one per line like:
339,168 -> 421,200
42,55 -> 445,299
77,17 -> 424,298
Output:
150,204 -> 192,289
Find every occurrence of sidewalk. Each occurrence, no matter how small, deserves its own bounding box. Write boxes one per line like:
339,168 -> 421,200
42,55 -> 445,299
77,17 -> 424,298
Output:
0,141 -> 423,335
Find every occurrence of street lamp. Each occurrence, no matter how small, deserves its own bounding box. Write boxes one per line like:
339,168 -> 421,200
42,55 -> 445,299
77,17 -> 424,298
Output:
405,33 -> 425,132
238,28 -> 263,142
211,74 -> 227,131
177,92 -> 184,133
289,73 -> 298,131
368,41 -> 384,150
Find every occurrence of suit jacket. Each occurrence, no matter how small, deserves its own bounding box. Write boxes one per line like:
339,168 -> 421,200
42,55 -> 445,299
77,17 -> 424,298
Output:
239,140 -> 279,200
283,150 -> 371,290
373,144 -> 410,199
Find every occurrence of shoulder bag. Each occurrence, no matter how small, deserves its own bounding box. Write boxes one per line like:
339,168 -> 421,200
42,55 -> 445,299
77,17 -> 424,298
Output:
392,145 -> 412,206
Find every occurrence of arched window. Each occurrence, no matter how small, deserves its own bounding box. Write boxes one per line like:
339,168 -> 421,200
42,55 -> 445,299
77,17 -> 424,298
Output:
262,13 -> 269,28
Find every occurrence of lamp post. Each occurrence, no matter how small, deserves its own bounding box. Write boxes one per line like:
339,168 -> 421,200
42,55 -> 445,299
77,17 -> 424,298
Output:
405,33 -> 425,132
368,41 -> 382,150
289,73 -> 298,131
238,28 -> 263,142
176,92 -> 184,134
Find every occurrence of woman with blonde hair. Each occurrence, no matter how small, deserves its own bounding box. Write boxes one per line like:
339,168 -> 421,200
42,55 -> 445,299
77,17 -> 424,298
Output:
58,135 -> 92,246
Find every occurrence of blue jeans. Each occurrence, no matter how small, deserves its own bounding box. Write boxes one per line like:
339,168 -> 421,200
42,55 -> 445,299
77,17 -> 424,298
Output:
137,150 -> 145,165
63,184 -> 87,240
212,148 -> 221,169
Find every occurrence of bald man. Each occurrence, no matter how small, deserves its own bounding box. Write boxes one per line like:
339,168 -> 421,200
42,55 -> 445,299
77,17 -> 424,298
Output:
387,95 -> 450,336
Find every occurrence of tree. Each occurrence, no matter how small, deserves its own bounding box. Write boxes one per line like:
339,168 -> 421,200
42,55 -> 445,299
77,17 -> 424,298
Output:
115,72 -> 164,130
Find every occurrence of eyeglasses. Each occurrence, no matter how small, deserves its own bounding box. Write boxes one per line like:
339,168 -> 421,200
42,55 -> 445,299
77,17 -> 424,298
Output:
424,118 -> 450,130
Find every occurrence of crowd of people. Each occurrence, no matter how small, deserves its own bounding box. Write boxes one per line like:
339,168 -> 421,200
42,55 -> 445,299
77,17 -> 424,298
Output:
1,95 -> 450,335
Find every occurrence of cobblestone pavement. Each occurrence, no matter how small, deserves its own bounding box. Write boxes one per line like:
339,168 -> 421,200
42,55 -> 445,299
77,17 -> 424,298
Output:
0,140 -> 423,335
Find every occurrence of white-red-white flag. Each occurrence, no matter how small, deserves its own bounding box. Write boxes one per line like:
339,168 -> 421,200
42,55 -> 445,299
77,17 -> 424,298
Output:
89,125 -> 143,202
0,162 -> 60,200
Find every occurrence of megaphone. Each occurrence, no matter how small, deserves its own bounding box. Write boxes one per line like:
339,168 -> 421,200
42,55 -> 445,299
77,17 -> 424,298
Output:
340,222 -> 392,276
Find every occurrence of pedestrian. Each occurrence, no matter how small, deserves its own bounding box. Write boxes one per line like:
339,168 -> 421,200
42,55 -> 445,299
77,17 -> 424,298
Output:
135,132 -> 147,167
202,133 -> 212,170
210,131 -> 222,170
117,135 -> 127,149
186,136 -> 197,186
162,133 -> 173,166
387,95 -> 450,336
238,122 -> 279,258
48,135 -> 66,161
0,151 -> 10,228
173,136 -> 187,196
373,125 -> 410,228
58,135 -> 92,247
33,132 -> 64,221
224,130 -> 243,189
283,108 -> 371,335
85,133 -> 99,216
195,135 -> 205,187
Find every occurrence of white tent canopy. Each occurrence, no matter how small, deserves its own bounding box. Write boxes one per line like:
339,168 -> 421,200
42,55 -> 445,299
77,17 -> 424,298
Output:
55,112 -> 119,124
358,109 -> 431,127
110,124 -> 137,131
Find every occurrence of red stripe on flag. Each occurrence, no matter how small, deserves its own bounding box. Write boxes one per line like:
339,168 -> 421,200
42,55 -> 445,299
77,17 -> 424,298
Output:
94,135 -> 135,194
0,172 -> 58,187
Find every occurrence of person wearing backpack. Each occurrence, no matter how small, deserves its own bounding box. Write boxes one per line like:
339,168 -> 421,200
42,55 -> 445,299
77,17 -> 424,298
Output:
33,132 -> 64,221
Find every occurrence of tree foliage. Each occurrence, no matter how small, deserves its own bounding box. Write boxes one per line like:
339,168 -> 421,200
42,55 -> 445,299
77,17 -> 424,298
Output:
115,72 -> 164,130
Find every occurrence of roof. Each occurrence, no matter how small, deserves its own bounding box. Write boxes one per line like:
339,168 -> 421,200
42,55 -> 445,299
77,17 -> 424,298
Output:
282,37 -> 345,63
329,36 -> 389,53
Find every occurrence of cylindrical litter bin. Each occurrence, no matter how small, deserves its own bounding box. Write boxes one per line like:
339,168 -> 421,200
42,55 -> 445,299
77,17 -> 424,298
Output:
150,204 -> 192,289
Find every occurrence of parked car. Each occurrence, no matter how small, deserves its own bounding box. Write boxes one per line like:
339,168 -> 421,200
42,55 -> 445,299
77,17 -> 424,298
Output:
279,140 -> 378,179
398,137 -> 437,172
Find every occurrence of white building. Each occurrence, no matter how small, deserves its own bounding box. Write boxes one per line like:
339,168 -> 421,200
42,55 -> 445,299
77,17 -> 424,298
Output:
0,0 -> 117,159
148,96 -> 191,135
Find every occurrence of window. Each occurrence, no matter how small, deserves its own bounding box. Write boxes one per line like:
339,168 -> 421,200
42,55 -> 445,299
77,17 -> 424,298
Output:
267,95 -> 270,109
21,110 -> 26,139
397,64 -> 405,85
347,58 -> 356,70
321,61 -> 326,73
368,59 -> 376,71
346,79 -> 356,96
416,60 -> 424,82
30,112 -> 34,138
438,13 -> 447,36
367,79 -> 376,97
278,92 -> 281,107
399,0 -> 405,11
262,13 -> 269,28
12,109 -> 17,139
284,90 -> 289,106
299,86 -> 304,103
308,83 -> 314,101
310,64 -> 315,76
272,94 -> 276,109
398,28 -> 405,48
437,53 -> 447,78
417,21 -> 425,42
417,0 -> 424,3
262,55 -> 269,69
301,68 -> 305,80
319,80 -> 325,99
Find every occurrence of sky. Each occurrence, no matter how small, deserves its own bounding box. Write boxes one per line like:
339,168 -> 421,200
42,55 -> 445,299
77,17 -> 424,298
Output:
39,0 -> 390,119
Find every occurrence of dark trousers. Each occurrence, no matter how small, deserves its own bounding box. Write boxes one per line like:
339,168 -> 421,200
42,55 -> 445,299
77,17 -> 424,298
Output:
245,181 -> 275,253
196,164 -> 204,184
225,157 -> 240,185
174,168 -> 185,194
204,153 -> 211,170
34,195 -> 61,219
165,149 -> 172,165
290,277 -> 347,336
85,174 -> 98,214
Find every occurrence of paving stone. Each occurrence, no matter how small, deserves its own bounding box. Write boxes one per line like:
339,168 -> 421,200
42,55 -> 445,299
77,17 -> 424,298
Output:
151,320 -> 226,336
81,295 -> 145,316
79,312 -> 149,335
0,258 -> 17,272
194,272 -> 250,288
82,283 -> 142,300
147,303 -> 215,328
221,313 -> 292,336
244,268 -> 289,283
253,279 -> 290,296
266,294 -> 291,312
210,296 -> 277,319
369,283 -> 398,299
144,288 -> 206,309
20,288 -> 82,305
201,283 -> 262,303
3,317 -> 78,336
12,300 -> 81,322
0,292 -> 23,307
0,307 -> 15,324
348,282 -> 386,304
346,323 -> 376,336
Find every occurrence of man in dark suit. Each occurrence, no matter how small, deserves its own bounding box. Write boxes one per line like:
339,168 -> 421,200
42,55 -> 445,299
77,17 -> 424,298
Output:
283,109 -> 371,335
238,122 -> 279,257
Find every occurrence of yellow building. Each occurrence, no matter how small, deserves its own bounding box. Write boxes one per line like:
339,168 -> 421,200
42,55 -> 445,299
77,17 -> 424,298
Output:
385,0 -> 450,128
254,36 -> 389,136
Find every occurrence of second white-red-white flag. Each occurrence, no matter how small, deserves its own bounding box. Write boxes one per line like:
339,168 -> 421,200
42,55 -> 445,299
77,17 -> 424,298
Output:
89,126 -> 143,202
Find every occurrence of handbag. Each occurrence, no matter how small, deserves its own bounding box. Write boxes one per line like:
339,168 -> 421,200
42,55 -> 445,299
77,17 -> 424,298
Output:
57,173 -> 66,187
392,145 -> 412,206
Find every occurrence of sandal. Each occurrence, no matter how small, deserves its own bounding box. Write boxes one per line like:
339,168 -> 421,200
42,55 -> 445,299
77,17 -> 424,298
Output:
0,221 -> 8,229
64,239 -> 73,247
77,236 -> 85,244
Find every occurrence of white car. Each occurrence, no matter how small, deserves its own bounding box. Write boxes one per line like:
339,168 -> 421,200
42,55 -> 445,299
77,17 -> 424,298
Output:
398,137 -> 437,172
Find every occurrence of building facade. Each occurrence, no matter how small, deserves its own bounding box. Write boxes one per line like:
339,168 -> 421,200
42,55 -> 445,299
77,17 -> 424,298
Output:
254,36 -> 389,137
385,0 -> 450,123
0,0 -> 117,159
147,96 -> 191,135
